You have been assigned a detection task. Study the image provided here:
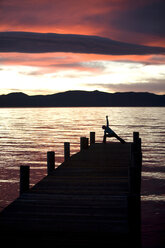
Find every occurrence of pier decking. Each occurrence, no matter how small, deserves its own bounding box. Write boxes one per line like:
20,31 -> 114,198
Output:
0,133 -> 142,247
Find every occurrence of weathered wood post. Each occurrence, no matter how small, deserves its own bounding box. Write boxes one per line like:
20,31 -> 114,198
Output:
133,131 -> 139,143
80,137 -> 89,151
64,142 -> 70,161
20,165 -> 30,196
47,151 -> 55,175
90,132 -> 95,145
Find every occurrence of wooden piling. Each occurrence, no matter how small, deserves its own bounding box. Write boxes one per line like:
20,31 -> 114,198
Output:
20,165 -> 29,196
47,151 -> 55,175
90,132 -> 95,145
133,132 -> 141,153
64,142 -> 70,161
133,131 -> 139,143
80,137 -> 89,150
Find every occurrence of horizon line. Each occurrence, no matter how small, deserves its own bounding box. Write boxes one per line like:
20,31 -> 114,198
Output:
1,89 -> 165,97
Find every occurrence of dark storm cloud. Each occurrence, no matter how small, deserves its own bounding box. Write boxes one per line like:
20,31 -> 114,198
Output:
0,32 -> 165,55
112,0 -> 165,37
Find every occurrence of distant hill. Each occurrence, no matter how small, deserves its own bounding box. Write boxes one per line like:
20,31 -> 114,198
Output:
0,90 -> 165,107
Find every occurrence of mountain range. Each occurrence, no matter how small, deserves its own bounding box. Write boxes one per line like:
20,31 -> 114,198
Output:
0,90 -> 164,107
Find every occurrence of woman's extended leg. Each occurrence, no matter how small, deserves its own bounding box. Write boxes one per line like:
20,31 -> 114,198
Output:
114,133 -> 126,144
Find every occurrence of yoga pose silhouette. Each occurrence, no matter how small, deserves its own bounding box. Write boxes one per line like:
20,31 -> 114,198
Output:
102,116 -> 126,144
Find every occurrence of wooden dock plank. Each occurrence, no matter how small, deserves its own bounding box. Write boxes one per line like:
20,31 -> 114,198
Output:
0,141 -> 141,247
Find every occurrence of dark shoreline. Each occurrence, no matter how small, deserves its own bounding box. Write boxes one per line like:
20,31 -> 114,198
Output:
0,90 -> 165,107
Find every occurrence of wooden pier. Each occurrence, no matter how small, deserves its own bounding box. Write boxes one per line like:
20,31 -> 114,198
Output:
0,132 -> 142,247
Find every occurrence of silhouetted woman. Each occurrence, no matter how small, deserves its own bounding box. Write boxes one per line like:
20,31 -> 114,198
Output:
102,116 -> 125,144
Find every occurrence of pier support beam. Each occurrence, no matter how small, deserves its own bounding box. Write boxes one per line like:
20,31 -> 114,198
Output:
20,165 -> 30,196
47,151 -> 55,175
64,142 -> 70,161
128,132 -> 142,247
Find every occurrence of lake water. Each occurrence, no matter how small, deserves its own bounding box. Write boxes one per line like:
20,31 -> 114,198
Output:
0,107 -> 165,247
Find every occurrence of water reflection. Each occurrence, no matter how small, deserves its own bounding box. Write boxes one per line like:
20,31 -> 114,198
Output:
142,172 -> 165,180
141,195 -> 165,201
0,107 -> 165,208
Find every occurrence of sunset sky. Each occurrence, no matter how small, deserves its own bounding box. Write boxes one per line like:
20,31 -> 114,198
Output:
0,0 -> 165,95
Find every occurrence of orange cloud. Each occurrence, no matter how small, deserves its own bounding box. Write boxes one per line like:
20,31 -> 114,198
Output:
0,52 -> 162,67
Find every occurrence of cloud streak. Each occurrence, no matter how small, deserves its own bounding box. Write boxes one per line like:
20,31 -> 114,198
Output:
1,32 -> 165,56
86,80 -> 165,94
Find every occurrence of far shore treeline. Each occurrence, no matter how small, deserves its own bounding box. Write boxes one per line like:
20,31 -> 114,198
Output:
0,90 -> 165,107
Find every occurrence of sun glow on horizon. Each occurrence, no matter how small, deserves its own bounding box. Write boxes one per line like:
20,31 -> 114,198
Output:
0,53 -> 165,95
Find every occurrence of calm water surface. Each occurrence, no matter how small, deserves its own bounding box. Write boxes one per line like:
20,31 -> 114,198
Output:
0,107 -> 165,247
